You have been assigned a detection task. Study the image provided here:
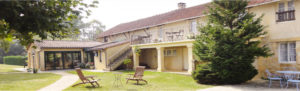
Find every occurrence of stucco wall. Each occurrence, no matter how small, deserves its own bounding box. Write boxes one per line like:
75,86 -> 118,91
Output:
164,47 -> 188,71
249,0 -> 300,79
139,48 -> 158,69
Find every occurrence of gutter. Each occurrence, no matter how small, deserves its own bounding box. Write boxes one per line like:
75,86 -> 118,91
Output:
246,0 -> 280,8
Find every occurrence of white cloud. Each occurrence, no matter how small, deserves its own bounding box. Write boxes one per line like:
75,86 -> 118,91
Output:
84,0 -> 212,31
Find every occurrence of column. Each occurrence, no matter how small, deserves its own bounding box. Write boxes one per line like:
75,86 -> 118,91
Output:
187,45 -> 194,74
132,48 -> 139,69
157,47 -> 165,72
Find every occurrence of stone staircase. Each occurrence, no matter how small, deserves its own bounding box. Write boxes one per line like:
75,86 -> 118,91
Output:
104,47 -> 132,71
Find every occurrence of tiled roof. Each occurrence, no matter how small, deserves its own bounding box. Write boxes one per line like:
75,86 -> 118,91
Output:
87,40 -> 131,51
34,40 -> 103,49
98,0 -> 278,38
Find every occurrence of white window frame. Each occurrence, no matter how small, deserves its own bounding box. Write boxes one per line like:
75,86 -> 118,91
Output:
164,49 -> 176,56
278,2 -> 285,12
190,20 -> 198,34
158,26 -> 164,38
278,42 -> 296,63
288,0 -> 295,11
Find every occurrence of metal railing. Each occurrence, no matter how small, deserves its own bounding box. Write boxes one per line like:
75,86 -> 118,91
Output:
276,10 -> 295,22
131,30 -> 186,45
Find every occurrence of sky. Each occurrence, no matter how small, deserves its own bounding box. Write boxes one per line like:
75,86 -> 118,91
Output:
84,0 -> 212,31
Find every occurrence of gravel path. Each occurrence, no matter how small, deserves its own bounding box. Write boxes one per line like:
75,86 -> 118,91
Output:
38,71 -> 78,91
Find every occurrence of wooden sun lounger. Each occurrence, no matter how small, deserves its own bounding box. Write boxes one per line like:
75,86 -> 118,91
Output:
72,68 -> 100,87
126,66 -> 148,85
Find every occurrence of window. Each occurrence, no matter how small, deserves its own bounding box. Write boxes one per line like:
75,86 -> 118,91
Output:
277,1 -> 295,22
288,0 -> 295,10
164,49 -> 176,56
278,3 -> 285,12
158,27 -> 164,38
190,20 -> 198,34
104,37 -> 108,42
99,51 -> 102,63
279,42 -> 296,63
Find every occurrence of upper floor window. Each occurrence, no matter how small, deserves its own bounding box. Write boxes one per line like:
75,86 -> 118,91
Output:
277,1 -> 295,22
279,42 -> 296,63
288,0 -> 295,10
190,20 -> 198,34
104,36 -> 108,42
158,27 -> 164,38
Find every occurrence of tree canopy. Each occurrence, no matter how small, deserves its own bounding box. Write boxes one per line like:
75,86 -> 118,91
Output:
0,0 -> 99,48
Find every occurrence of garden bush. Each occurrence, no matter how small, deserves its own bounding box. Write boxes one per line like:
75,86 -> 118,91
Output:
192,63 -> 220,84
3,56 -> 26,65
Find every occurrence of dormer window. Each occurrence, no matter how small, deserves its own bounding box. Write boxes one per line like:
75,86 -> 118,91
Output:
276,1 -> 295,22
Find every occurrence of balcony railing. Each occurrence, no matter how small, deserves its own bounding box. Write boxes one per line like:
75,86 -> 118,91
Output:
276,10 -> 295,22
131,30 -> 186,45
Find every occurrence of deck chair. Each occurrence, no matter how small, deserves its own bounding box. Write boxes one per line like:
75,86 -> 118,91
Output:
72,68 -> 100,87
126,66 -> 148,85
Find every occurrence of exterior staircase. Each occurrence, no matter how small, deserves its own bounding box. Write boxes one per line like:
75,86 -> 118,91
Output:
104,47 -> 132,71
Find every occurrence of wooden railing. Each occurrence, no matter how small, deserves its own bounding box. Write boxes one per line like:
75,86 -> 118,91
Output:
276,10 -> 295,22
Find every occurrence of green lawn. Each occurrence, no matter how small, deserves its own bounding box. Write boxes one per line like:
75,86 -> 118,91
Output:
65,70 -> 212,91
0,64 -> 23,72
0,64 -> 61,91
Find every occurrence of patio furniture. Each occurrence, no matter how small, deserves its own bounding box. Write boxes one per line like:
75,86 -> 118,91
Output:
113,72 -> 123,88
72,68 -> 100,87
266,69 -> 283,88
126,66 -> 148,85
286,74 -> 300,91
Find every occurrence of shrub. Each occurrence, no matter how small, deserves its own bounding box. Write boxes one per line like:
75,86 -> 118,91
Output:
192,63 -> 220,84
3,56 -> 26,65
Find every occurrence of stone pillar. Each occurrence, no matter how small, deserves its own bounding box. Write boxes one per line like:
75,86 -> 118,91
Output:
157,47 -> 165,72
132,48 -> 139,69
187,45 -> 194,74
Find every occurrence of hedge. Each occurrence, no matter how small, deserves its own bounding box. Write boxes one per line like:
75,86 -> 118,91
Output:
3,56 -> 27,65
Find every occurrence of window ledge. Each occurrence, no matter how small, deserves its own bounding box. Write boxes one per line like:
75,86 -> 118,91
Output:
279,61 -> 296,64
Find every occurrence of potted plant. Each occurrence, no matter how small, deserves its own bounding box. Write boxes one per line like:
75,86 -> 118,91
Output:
89,62 -> 95,69
123,58 -> 132,70
27,68 -> 32,72
33,68 -> 38,74
133,46 -> 141,55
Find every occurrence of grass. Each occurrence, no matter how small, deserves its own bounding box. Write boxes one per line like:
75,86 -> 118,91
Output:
0,64 -> 61,91
0,64 -> 23,72
65,70 -> 212,91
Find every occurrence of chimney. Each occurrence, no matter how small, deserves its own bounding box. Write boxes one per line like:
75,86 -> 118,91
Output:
178,2 -> 186,9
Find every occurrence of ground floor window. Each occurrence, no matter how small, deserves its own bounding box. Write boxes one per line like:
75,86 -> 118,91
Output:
45,51 -> 81,70
279,42 -> 296,63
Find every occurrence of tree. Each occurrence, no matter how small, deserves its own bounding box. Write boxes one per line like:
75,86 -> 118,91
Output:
0,0 -> 98,47
192,0 -> 272,84
79,20 -> 105,41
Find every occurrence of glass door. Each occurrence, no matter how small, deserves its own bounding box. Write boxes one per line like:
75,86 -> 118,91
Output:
63,53 -> 73,69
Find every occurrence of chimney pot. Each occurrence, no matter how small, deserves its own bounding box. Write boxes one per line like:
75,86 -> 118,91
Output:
178,2 -> 186,9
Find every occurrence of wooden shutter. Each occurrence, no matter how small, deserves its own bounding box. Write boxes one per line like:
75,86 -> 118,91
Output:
280,43 -> 288,62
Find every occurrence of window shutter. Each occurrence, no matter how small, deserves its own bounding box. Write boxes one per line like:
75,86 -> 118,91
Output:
289,42 -> 296,61
280,43 -> 288,62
